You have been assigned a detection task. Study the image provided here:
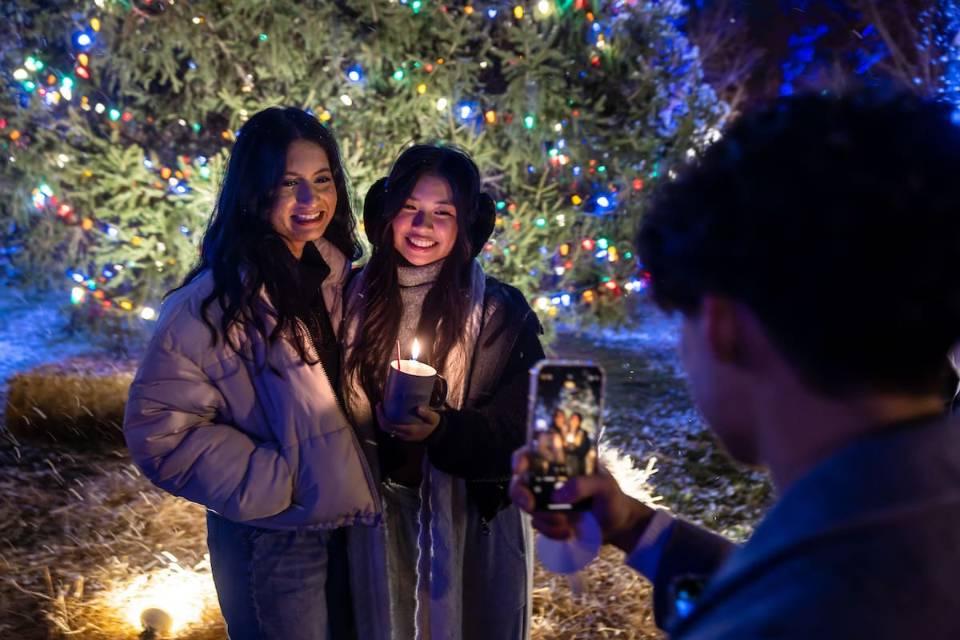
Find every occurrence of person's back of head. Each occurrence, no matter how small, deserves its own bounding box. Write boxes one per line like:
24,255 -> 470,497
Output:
638,89 -> 960,481
639,89 -> 960,397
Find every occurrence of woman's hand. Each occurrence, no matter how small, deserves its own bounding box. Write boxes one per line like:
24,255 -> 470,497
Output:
375,403 -> 441,442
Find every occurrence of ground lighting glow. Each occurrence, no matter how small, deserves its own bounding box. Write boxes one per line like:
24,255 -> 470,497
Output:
105,553 -> 217,635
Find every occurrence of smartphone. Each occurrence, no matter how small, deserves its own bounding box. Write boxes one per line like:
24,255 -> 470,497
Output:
526,359 -> 604,511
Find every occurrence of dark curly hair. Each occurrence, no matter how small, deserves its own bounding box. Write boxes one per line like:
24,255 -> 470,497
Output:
637,90 -> 960,396
176,107 -> 362,364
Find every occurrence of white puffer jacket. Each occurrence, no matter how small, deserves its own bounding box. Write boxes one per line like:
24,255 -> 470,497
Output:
124,239 -> 379,529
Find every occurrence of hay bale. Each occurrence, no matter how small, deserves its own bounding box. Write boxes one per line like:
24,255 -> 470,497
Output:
4,356 -> 136,448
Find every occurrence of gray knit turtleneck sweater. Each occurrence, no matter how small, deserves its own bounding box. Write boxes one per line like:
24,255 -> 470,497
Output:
396,259 -> 444,361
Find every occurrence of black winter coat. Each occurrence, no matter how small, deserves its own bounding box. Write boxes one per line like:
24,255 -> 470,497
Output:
424,276 -> 545,520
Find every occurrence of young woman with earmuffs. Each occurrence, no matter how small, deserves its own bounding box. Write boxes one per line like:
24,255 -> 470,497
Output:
342,144 -> 544,640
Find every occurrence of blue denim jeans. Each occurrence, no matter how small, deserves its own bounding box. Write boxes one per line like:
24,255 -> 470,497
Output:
206,511 -> 355,640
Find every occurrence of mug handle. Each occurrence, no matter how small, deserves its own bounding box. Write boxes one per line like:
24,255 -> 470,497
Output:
430,375 -> 448,408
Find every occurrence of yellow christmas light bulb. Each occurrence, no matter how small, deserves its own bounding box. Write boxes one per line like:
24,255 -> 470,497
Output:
513,5 -> 524,19
90,17 -> 101,32
417,83 -> 427,95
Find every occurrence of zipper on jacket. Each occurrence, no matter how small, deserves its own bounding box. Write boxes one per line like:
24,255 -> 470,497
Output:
301,319 -> 383,517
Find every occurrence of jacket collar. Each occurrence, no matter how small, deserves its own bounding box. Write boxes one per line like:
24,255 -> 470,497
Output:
310,238 -> 350,335
247,238 -> 351,337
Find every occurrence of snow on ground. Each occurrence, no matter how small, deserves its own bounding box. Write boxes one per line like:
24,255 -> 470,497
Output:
555,300 -> 773,541
0,288 -> 104,393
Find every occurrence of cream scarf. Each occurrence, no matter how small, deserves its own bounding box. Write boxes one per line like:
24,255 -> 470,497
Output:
344,260 -> 487,640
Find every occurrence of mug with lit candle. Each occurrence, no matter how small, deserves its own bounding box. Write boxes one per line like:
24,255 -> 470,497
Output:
383,338 -> 447,424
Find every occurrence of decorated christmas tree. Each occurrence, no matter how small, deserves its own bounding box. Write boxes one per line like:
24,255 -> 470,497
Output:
1,0 -> 725,339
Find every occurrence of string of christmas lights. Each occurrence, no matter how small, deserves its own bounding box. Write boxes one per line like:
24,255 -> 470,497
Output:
6,0 -> 706,323
938,0 -> 960,121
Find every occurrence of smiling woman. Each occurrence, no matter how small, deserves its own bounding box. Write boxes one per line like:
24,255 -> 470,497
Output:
391,174 -> 459,266
342,144 -> 543,640
270,139 -> 338,258
123,107 -> 375,640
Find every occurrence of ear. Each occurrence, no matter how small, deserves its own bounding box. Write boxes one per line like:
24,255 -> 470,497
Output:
699,294 -> 742,365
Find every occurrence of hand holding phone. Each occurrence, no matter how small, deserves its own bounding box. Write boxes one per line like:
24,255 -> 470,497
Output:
526,359 -> 604,511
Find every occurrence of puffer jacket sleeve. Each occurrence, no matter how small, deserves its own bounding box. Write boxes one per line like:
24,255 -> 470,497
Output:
124,295 -> 294,522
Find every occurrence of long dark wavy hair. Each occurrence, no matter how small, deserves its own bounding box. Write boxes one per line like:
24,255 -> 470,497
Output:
175,107 -> 362,364
347,144 -> 495,408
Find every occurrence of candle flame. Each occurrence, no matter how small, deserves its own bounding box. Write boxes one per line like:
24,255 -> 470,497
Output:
411,338 -> 420,361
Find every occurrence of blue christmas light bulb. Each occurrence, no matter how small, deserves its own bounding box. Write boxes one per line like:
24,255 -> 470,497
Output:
346,64 -> 364,83
73,30 -> 95,50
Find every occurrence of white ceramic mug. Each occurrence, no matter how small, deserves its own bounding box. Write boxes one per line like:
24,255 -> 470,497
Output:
383,359 -> 447,424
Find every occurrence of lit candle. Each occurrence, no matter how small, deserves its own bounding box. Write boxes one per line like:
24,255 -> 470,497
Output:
387,338 -> 433,377
384,336 -> 440,423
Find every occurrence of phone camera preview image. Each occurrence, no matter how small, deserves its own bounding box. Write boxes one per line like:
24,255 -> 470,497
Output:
527,361 -> 603,511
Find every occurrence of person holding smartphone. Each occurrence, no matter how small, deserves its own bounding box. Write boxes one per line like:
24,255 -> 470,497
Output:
342,144 -> 544,640
512,90 -> 960,638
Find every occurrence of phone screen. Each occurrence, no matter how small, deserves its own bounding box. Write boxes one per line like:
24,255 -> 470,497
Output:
527,360 -> 604,511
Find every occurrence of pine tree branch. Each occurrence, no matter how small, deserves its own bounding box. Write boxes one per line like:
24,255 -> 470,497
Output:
860,0 -> 917,88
